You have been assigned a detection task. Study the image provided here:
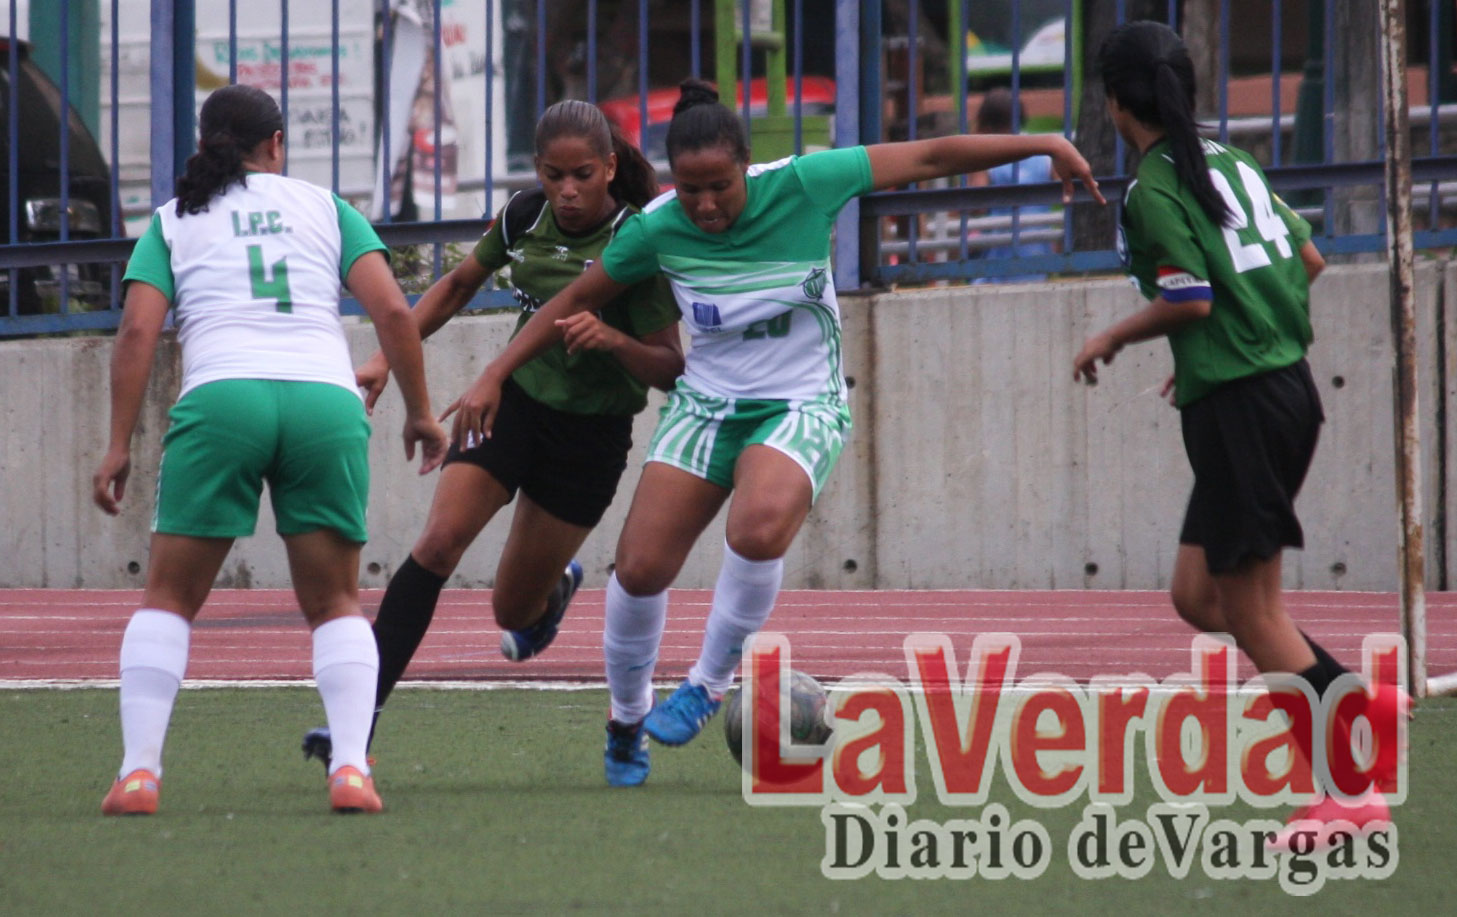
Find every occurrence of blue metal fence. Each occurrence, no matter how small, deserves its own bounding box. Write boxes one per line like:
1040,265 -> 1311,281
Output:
2,0 -> 1454,338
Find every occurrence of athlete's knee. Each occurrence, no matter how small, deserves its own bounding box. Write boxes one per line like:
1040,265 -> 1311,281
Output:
725,512 -> 799,561
612,552 -> 676,597
1170,582 -> 1218,632
302,602 -> 362,630
142,576 -> 211,621
410,529 -> 471,578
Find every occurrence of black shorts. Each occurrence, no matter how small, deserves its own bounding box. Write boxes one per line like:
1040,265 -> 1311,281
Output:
1178,359 -> 1324,574
445,377 -> 633,528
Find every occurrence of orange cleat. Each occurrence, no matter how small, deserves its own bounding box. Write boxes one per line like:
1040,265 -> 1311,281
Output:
328,765 -> 382,814
102,769 -> 160,816
1265,791 -> 1391,853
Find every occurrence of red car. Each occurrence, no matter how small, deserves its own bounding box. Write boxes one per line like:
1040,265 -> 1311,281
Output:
600,76 -> 836,162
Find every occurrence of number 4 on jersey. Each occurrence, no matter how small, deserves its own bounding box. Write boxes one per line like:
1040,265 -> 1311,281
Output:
247,244 -> 293,312
1210,161 -> 1293,274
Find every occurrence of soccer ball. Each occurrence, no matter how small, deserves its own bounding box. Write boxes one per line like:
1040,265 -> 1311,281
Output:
723,669 -> 833,766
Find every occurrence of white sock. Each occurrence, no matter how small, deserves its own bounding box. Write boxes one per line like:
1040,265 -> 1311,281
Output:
687,542 -> 783,697
603,572 -> 667,724
312,615 -> 379,777
117,609 -> 191,779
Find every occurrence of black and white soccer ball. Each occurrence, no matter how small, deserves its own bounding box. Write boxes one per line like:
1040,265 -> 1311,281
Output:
723,669 -> 833,766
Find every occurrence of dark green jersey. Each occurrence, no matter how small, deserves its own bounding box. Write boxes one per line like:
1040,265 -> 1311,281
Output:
473,190 -> 679,415
1119,138 -> 1314,407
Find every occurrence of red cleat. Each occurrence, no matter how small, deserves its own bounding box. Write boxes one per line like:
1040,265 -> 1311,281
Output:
102,769 -> 160,816
328,765 -> 382,814
1265,791 -> 1390,853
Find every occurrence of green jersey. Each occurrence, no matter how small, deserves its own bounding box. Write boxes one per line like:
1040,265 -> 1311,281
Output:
601,147 -> 874,403
473,190 -> 680,416
1119,138 -> 1314,407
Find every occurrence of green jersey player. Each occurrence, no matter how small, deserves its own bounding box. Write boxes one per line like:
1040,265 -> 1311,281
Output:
1072,20 -> 1404,846
300,100 -> 683,772
451,77 -> 1104,787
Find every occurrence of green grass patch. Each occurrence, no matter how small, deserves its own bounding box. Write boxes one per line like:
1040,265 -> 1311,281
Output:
2,688 -> 1453,915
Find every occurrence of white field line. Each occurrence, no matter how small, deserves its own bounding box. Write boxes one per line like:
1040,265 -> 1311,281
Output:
4,678 -> 1393,700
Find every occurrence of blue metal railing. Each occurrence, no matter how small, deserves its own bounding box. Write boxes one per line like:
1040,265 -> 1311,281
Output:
3,0 -> 1455,339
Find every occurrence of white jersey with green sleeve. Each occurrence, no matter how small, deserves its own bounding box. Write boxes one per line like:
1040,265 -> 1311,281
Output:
123,172 -> 387,399
600,147 -> 873,403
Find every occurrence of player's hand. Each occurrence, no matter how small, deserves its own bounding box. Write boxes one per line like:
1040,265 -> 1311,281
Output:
354,351 -> 391,414
556,312 -> 625,355
403,413 -> 449,475
92,446 -> 131,515
1047,137 -> 1105,205
1160,374 -> 1176,406
439,369 -> 503,448
1072,331 -> 1122,385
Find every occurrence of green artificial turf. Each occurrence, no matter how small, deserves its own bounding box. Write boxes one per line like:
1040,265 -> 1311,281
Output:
2,688 -> 1451,915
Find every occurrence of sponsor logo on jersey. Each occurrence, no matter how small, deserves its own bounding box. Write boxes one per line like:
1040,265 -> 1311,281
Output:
801,267 -> 828,300
513,286 -> 545,313
692,301 -> 723,329
553,245 -> 571,261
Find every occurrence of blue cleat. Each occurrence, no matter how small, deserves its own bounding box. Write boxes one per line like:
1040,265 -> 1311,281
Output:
302,726 -> 333,773
501,560 -> 584,662
604,718 -> 650,787
643,680 -> 722,746
301,725 -> 376,773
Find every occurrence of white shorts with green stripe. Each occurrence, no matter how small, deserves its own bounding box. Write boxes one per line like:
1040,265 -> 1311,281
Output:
646,382 -> 852,500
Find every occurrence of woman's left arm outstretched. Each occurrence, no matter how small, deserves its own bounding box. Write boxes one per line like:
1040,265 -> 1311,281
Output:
865,134 -> 1105,204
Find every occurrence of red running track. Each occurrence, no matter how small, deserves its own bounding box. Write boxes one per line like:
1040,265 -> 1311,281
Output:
3,588 -> 1454,687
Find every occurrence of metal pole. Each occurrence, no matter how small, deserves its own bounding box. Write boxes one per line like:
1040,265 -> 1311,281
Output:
831,0 -> 859,291
587,0 -> 598,102
149,0 -> 176,207
715,0 -> 735,105
280,0 -> 289,173
1377,0 -> 1426,698
1291,0 -> 1324,167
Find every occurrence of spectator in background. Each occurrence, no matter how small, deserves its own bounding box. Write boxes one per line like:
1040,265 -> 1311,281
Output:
971,87 -> 1055,283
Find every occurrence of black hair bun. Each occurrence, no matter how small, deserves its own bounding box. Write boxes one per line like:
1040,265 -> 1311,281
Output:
673,78 -> 720,117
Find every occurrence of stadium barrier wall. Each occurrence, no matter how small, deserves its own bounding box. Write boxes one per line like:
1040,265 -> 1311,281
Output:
2,260 -> 1449,592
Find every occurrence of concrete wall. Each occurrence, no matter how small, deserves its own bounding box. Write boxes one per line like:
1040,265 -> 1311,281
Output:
1,261 -> 1447,592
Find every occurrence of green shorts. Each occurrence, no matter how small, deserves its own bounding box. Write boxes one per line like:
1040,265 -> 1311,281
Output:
645,383 -> 851,499
153,379 -> 371,542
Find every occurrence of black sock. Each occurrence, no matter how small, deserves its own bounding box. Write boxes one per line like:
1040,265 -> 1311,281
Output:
371,553 -> 447,720
1299,631 -> 1350,697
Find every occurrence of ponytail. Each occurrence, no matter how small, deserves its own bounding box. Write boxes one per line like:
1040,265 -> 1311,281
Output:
607,119 -> 659,208
1098,21 -> 1230,227
664,78 -> 749,168
1151,59 -> 1229,227
175,84 -> 283,216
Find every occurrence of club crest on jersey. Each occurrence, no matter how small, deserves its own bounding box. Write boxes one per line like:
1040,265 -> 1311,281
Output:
513,286 -> 544,313
801,267 -> 827,300
692,301 -> 723,329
